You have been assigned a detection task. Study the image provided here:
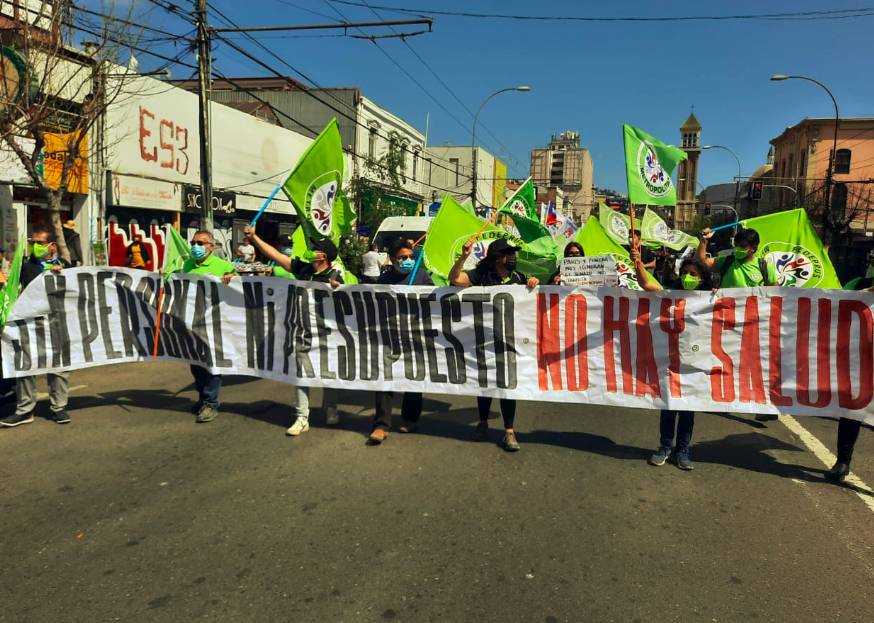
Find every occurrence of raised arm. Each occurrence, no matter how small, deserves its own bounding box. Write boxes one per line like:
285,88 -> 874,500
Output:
449,239 -> 473,286
243,224 -> 291,271
630,249 -> 662,292
695,228 -> 719,273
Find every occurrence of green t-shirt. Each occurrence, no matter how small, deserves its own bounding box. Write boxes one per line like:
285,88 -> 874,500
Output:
180,254 -> 236,278
716,255 -> 777,288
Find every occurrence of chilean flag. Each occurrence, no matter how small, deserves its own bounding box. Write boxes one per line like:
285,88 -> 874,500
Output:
544,202 -> 561,226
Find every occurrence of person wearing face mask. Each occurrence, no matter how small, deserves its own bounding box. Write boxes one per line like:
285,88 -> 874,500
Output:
178,230 -> 237,423
369,238 -> 433,443
1,230 -> 73,428
631,247 -> 714,470
696,227 -> 776,289
233,224 -> 343,433
449,238 -> 539,452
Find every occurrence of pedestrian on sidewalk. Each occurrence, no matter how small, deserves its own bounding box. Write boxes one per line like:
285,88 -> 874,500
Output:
1,230 -> 73,428
236,224 -> 342,436
631,247 -> 714,470
369,238 -> 433,445
360,243 -> 384,284
449,238 -> 539,452
178,230 -> 237,423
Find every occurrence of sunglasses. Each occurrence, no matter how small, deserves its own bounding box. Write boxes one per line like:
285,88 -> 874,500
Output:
567,252 -> 582,257
190,240 -> 212,246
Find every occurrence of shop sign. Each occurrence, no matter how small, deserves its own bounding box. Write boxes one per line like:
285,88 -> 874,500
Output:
182,185 -> 236,216
108,172 -> 181,211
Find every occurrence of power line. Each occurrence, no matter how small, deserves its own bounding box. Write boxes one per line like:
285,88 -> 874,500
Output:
323,1 -> 874,22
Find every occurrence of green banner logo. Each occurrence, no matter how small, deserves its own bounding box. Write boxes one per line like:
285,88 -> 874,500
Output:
637,142 -> 673,199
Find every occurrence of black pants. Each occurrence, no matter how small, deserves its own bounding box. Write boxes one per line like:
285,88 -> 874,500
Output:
477,397 -> 516,430
836,417 -> 863,463
373,392 -> 423,431
659,410 -> 694,452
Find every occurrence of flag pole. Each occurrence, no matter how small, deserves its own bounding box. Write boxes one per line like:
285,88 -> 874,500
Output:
701,221 -> 740,235
248,183 -> 283,228
468,208 -> 501,243
629,204 -> 640,267
152,285 -> 164,361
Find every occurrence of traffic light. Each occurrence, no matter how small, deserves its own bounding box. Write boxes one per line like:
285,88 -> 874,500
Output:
704,203 -> 711,216
750,181 -> 763,200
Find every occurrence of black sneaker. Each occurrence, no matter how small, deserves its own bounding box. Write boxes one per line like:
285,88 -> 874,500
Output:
471,421 -> 488,442
196,405 -> 218,423
648,446 -> 671,466
0,412 -> 34,427
825,461 -> 850,482
52,410 -> 71,424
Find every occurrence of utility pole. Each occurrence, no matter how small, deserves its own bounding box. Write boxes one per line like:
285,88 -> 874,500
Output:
196,0 -> 213,232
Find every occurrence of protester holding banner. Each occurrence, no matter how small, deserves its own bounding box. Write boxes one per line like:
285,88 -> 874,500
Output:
180,231 -> 237,424
549,242 -> 584,285
0,230 -> 72,428
631,248 -> 714,470
449,239 -> 539,451
696,228 -> 776,288
370,238 -> 433,444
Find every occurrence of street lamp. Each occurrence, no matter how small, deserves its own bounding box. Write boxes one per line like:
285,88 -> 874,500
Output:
703,145 -> 742,224
471,86 -> 530,208
770,74 -> 839,217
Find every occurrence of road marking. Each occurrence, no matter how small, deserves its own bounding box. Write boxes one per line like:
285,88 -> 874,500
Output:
35,384 -> 88,401
779,414 -> 874,514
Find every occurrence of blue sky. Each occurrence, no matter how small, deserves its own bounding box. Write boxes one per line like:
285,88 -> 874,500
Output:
86,0 -> 874,193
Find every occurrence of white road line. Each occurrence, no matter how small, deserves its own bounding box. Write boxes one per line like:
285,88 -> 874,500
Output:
35,384 -> 88,401
779,414 -> 874,514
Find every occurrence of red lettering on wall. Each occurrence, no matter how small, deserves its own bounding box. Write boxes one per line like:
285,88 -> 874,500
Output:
659,298 -> 685,399
537,293 -> 562,391
139,107 -> 157,162
159,119 -> 175,169
710,298 -> 736,403
738,297 -> 767,404
603,296 -> 633,395
837,300 -> 874,410
634,298 -> 660,398
176,126 -> 190,175
768,297 -> 792,406
796,297 -> 832,408
564,294 -> 589,392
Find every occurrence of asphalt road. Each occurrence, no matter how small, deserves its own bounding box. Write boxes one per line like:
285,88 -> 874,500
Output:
2,362 -> 873,623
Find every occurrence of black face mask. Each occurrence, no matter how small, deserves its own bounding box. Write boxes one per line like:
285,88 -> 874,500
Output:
504,254 -> 518,271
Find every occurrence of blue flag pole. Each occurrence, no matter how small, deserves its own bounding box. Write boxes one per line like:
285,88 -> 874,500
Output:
249,184 -> 283,228
701,221 -> 740,236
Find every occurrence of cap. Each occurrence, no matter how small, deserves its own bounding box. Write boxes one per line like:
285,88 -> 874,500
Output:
486,239 -> 522,257
278,234 -> 293,246
310,237 -> 338,263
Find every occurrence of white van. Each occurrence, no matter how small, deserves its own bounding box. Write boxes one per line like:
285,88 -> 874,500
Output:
372,216 -> 433,252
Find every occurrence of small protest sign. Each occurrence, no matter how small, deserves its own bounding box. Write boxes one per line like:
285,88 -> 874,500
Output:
560,256 -> 619,286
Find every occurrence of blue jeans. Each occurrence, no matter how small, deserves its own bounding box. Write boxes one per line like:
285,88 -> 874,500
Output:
190,365 -> 222,408
660,409 -> 694,452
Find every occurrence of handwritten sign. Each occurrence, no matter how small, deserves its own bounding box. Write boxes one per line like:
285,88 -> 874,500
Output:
560,256 -> 619,287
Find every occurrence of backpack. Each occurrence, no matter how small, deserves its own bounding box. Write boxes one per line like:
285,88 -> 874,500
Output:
720,255 -> 774,286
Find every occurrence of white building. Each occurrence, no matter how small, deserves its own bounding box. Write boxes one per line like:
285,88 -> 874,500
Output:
421,144 -> 508,209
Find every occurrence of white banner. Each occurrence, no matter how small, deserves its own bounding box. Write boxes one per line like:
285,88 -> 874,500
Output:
3,268 -> 873,423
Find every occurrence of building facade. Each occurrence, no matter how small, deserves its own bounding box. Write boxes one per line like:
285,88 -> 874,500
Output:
420,144 -> 507,209
529,131 -> 594,222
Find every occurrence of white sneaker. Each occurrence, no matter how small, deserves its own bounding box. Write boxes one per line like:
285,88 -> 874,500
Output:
325,407 -> 339,426
286,418 -> 309,436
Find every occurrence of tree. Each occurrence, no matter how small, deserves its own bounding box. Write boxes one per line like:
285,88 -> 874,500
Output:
340,136 -> 409,274
0,1 -> 144,262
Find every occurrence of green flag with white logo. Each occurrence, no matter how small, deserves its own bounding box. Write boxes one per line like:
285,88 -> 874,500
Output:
498,179 -> 560,257
0,236 -> 25,330
623,124 -> 687,206
499,178 -> 539,221
741,208 -> 840,288
598,202 -> 633,246
574,218 -> 651,290
281,118 -> 346,242
162,225 -> 192,281
423,194 -> 557,282
640,208 -> 698,251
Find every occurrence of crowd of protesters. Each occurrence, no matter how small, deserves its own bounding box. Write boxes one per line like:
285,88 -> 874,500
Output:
0,224 -> 869,485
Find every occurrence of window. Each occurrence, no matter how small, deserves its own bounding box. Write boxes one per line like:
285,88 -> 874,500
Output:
834,149 -> 851,175
368,128 -> 377,158
832,183 -> 848,219
799,152 -> 806,179
412,151 -> 418,182
788,154 -> 794,180
449,158 -> 460,186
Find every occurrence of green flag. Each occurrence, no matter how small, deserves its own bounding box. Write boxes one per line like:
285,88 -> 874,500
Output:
574,218 -> 650,290
281,118 -> 345,242
640,208 -> 698,251
499,178 -> 539,221
741,208 -> 841,288
162,225 -> 192,281
598,202 -> 633,245
422,194 -> 556,282
623,124 -> 687,206
0,236 -> 25,330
